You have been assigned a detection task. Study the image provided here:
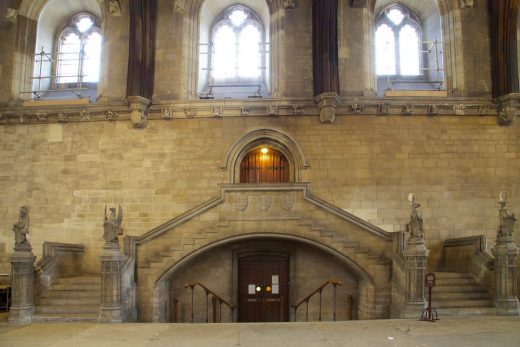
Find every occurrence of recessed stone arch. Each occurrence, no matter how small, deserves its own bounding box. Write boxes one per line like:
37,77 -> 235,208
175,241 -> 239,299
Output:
221,128 -> 309,183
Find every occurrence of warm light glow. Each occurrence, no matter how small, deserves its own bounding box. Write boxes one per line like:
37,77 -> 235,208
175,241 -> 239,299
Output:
256,286 -> 261,292
260,147 -> 268,154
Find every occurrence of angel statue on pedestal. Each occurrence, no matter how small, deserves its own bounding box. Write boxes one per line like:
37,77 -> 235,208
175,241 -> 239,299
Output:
103,205 -> 123,247
407,193 -> 424,244
497,192 -> 516,242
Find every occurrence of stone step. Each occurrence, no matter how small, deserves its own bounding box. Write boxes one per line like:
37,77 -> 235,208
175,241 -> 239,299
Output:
434,284 -> 486,293
434,291 -> 490,300
56,275 -> 100,285
32,314 -> 98,322
435,306 -> 496,317
433,272 -> 473,279
52,283 -> 99,291
436,278 -> 475,286
46,289 -> 99,298
40,297 -> 100,306
433,299 -> 493,308
35,305 -> 99,315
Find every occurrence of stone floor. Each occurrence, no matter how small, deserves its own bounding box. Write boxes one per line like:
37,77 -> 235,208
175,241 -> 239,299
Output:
0,314 -> 519,347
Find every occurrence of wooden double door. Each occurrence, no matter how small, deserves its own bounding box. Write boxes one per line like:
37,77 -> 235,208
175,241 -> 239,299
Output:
238,254 -> 289,322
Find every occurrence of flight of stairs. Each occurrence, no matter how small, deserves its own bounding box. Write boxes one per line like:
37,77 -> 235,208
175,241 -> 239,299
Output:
33,274 -> 100,322
432,272 -> 495,317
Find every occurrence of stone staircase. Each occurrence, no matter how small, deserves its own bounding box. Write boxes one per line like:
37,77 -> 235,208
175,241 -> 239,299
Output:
432,272 -> 495,316
33,274 -> 100,322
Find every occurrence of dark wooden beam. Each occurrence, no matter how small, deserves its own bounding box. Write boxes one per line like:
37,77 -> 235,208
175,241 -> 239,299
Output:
312,0 -> 340,96
488,0 -> 519,98
127,0 -> 157,100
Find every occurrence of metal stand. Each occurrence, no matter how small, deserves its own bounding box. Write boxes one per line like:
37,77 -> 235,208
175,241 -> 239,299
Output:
421,273 -> 438,322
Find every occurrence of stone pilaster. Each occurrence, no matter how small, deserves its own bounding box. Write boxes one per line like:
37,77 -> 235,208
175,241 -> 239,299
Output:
314,92 -> 341,123
400,242 -> 429,317
492,241 -> 520,316
127,96 -> 151,129
98,245 -> 125,322
8,249 -> 35,324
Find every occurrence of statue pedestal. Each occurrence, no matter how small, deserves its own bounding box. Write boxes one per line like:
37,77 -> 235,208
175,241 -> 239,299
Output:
492,240 -> 520,316
98,245 -> 125,323
400,241 -> 429,318
9,249 -> 35,324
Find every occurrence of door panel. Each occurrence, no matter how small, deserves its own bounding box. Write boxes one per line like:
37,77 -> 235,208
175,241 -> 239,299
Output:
238,255 -> 289,322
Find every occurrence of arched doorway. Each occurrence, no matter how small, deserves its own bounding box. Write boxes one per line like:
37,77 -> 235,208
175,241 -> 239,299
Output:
240,147 -> 290,183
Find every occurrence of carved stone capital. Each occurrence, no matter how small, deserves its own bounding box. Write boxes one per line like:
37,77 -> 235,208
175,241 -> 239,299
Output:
108,0 -> 122,16
314,92 -> 341,123
127,96 -> 151,129
496,93 -> 520,125
283,0 -> 295,9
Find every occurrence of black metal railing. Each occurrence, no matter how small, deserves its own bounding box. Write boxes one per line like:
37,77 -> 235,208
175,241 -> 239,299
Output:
185,282 -> 235,323
293,280 -> 342,322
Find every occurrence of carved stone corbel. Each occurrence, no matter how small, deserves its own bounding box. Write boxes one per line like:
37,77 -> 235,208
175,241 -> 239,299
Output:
496,93 -> 520,126
459,0 -> 474,9
127,96 -> 151,128
6,8 -> 17,22
108,0 -> 122,16
314,92 -> 341,123
283,0 -> 295,9
173,0 -> 186,13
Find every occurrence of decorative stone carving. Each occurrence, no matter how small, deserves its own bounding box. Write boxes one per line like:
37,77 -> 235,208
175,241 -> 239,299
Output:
281,193 -> 295,211
9,250 -> 35,324
350,104 -> 364,114
407,193 -> 424,245
161,107 -> 174,120
235,195 -> 248,211
260,195 -> 271,211
378,103 -> 389,116
105,110 -> 119,121
459,0 -> 474,8
212,106 -> 223,118
428,105 -> 438,117
35,113 -> 48,122
57,112 -> 68,122
127,96 -> 150,128
402,104 -> 414,116
109,0 -> 122,16
184,107 -> 196,118
453,104 -> 465,115
79,109 -> 91,121
351,0 -> 366,8
18,114 -> 27,123
292,105 -> 304,115
0,113 -> 4,121
492,193 -> 519,316
173,0 -> 186,13
497,106 -> 517,125
103,205 -> 123,248
268,105 -> 278,116
283,0 -> 295,9
13,206 -> 31,251
497,193 -> 516,243
241,106 -> 249,115
6,8 -> 17,22
314,92 -> 341,123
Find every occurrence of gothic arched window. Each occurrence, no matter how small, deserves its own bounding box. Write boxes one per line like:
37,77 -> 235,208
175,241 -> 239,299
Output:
56,13 -> 102,85
200,5 -> 268,99
375,5 -> 421,76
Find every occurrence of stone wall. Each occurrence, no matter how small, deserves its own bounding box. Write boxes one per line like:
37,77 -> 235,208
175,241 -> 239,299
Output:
0,114 -> 518,274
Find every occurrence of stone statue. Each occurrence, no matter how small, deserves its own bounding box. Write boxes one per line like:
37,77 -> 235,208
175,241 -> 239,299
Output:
13,206 -> 31,250
103,205 -> 123,246
109,0 -> 122,16
407,193 -> 424,243
497,192 -> 516,242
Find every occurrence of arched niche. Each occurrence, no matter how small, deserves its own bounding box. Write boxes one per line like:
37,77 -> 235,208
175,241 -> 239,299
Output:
221,128 -> 309,183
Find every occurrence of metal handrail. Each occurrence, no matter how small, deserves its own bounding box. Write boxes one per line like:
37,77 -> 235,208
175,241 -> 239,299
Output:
293,280 -> 342,322
185,282 -> 235,323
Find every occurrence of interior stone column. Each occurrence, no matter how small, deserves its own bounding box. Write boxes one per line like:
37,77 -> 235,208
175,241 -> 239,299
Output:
98,245 -> 125,323
492,194 -> 519,316
9,249 -> 35,324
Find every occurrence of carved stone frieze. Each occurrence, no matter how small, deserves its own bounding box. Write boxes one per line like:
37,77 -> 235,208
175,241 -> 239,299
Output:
173,0 -> 186,13
212,106 -> 223,118
128,96 -> 150,128
378,103 -> 389,116
6,8 -> 17,22
235,194 -> 249,211
314,92 -> 341,123
57,112 -> 68,122
428,105 -> 438,117
19,114 -> 27,123
292,105 -> 304,115
109,0 -> 122,16
281,193 -> 295,211
79,109 -> 91,121
350,104 -> 364,114
402,104 -> 414,116
283,0 -> 295,9
184,107 -> 196,118
105,110 -> 119,121
453,104 -> 465,115
36,113 -> 48,122
241,106 -> 249,115
161,107 -> 174,120
268,105 -> 278,116
259,195 -> 271,211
